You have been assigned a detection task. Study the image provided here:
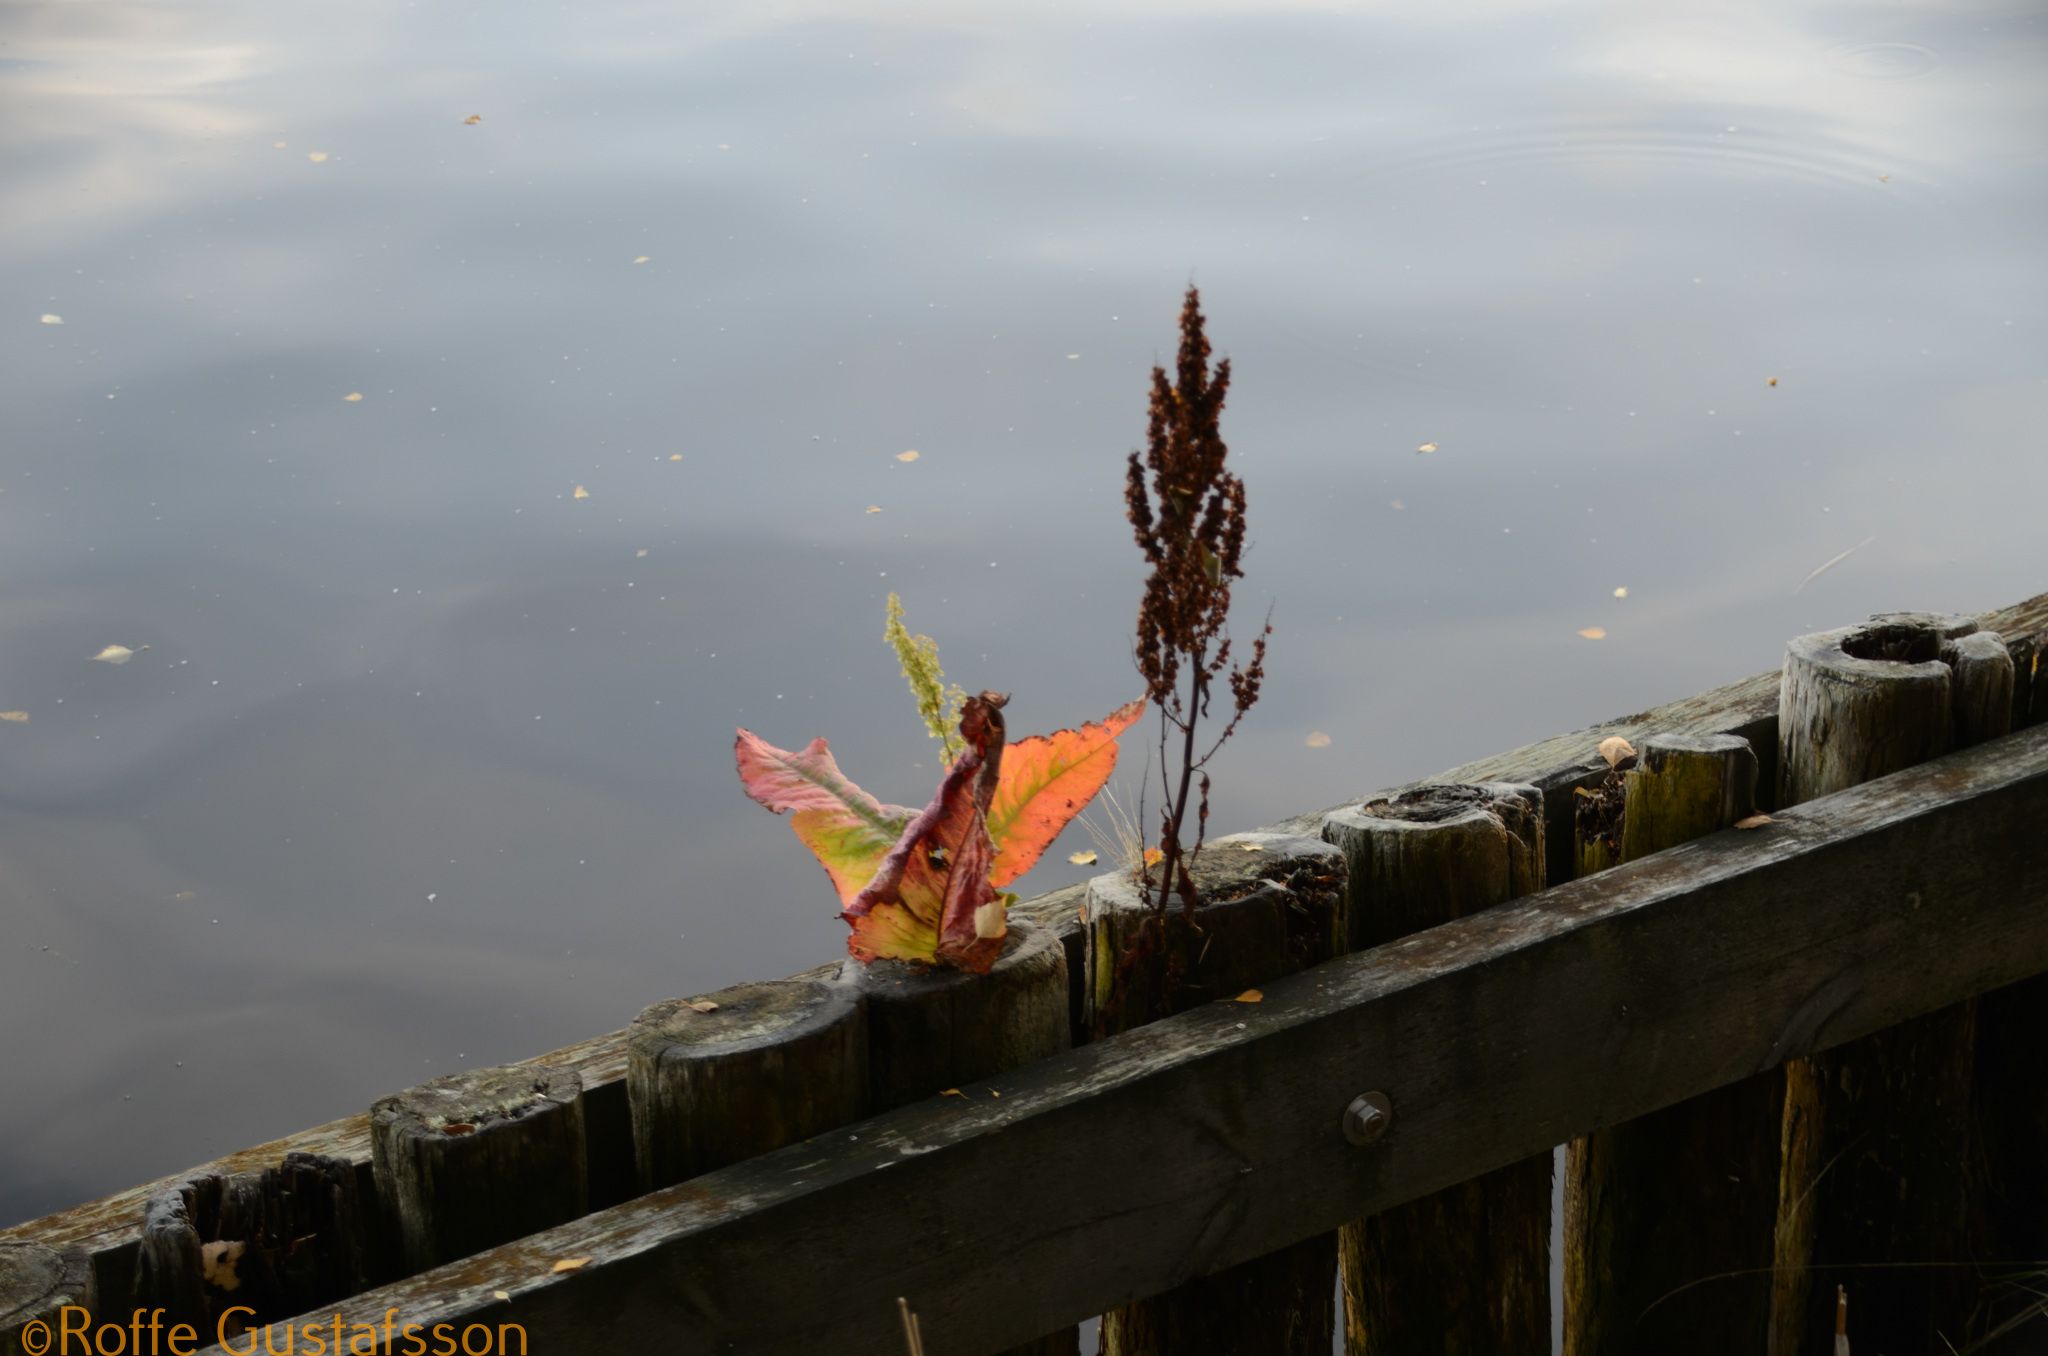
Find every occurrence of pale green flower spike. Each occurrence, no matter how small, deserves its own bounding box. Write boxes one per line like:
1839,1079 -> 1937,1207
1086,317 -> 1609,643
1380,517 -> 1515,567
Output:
884,593 -> 967,762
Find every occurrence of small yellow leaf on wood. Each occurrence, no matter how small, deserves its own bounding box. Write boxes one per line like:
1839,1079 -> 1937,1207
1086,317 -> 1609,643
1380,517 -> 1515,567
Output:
1068,850 -> 1098,865
550,1257 -> 591,1273
689,999 -> 720,1013
633,255 -> 650,264
1735,813 -> 1775,830
492,1291 -> 511,1302
572,485 -> 589,499
464,114 -> 483,125
40,314 -> 63,326
1613,586 -> 1628,599
307,151 -> 329,163
1416,442 -> 1438,454
989,1089 -> 1001,1098
1598,736 -> 1636,768
1236,842 -> 1263,852
1578,627 -> 1607,640
0,711 -> 27,723
895,450 -> 920,463
1304,731 -> 1332,748
1234,989 -> 1264,1003
865,505 -> 883,514
342,392 -> 364,402
940,1088 -> 966,1099
200,1240 -> 245,1291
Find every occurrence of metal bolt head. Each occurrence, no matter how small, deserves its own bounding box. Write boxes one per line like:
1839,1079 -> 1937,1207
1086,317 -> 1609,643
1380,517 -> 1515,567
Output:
1342,1091 -> 1393,1147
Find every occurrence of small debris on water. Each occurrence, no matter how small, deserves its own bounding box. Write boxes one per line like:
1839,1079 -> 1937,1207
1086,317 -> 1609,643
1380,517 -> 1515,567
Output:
1578,627 -> 1607,640
1304,731 -> 1332,748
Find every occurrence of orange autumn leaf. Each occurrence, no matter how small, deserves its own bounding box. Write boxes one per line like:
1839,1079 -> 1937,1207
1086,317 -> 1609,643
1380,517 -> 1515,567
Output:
985,697 -> 1145,885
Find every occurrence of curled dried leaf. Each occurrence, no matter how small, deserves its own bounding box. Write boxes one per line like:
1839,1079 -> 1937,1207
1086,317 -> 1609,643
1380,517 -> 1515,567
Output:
441,1122 -> 477,1136
550,1257 -> 591,1273
0,711 -> 27,723
1068,850 -> 1098,865
688,999 -> 719,1014
1233,989 -> 1264,1004
1598,736 -> 1637,768
1578,627 -> 1608,640
492,1290 -> 511,1302
895,450 -> 920,463
1735,813 -> 1775,830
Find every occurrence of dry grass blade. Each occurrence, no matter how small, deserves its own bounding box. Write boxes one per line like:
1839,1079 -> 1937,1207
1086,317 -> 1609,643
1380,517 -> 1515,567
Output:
897,1297 -> 927,1356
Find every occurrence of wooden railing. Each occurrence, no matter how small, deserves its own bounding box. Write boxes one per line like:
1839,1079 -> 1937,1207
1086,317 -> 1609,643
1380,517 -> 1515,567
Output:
5,591 -> 2044,1356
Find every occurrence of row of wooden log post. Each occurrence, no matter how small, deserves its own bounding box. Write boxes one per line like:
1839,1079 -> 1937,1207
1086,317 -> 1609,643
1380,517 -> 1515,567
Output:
4,608 -> 2042,1355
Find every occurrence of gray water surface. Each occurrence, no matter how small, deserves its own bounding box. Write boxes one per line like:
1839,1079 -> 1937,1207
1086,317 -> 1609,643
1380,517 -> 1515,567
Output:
3,0 -> 2045,1226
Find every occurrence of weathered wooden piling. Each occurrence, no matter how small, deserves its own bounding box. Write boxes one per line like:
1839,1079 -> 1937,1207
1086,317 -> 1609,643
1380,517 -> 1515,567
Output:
2,1243 -> 92,1356
626,976 -> 867,1192
1560,734 -> 1778,1355
1321,784 -> 1548,1356
1086,832 -> 1347,1356
133,1152 -> 373,1335
370,1065 -> 588,1274
855,918 -> 1075,1355
1769,613 -> 2011,1355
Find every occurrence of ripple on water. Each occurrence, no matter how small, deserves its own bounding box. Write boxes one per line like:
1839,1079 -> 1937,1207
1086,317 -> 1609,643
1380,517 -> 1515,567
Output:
1826,41 -> 1941,79
1314,119 -> 1926,198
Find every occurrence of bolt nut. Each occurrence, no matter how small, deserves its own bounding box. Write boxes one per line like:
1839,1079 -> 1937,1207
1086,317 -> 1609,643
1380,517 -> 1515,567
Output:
1342,1091 -> 1393,1147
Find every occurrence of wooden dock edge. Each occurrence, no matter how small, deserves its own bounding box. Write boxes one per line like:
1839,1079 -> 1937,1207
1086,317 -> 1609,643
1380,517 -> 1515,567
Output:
5,588 -> 2043,1319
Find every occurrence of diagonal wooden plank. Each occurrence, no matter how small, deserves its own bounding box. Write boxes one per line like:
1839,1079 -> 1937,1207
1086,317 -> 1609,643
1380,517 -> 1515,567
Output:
191,722 -> 2048,1356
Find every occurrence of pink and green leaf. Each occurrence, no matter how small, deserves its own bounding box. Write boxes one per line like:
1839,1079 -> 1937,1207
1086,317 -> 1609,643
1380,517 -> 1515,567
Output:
733,730 -> 913,904
985,697 -> 1146,885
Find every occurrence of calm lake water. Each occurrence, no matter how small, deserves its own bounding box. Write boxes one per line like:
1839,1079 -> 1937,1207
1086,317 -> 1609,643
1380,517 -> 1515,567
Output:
3,0 -> 2044,1231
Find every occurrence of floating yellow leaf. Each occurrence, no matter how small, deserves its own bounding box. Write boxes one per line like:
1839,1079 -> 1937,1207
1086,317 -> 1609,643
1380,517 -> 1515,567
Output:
634,547 -> 649,558
1735,813 -> 1775,830
273,141 -> 287,149
1304,731 -> 1332,749
173,889 -> 197,901
0,711 -> 26,724
895,450 -> 920,463
91,644 -> 142,664
688,999 -> 719,1013
1067,850 -> 1098,865
572,485 -> 589,500
550,1258 -> 591,1274
464,114 -> 483,125
342,392 -> 364,402
865,505 -> 883,514
492,1291 -> 511,1302
1416,442 -> 1438,454
39,314 -> 63,326
1613,586 -> 1628,599
1877,174 -> 1890,183
1578,627 -> 1607,640
668,453 -> 683,461
1767,377 -> 1779,387
1598,736 -> 1636,768
1066,353 -> 1080,360
1234,989 -> 1264,1003
1389,499 -> 1405,511
307,151 -> 329,163
633,256 -> 650,264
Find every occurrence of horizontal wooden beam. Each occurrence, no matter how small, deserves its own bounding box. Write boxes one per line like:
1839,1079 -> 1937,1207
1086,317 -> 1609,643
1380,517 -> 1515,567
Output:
206,721 -> 2048,1356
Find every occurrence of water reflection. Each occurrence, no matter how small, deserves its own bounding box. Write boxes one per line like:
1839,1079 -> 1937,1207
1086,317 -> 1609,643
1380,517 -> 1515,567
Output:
2,0 -> 2044,1227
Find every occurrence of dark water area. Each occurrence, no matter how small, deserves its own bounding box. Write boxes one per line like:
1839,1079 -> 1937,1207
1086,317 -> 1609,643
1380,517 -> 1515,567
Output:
3,0 -> 2045,1230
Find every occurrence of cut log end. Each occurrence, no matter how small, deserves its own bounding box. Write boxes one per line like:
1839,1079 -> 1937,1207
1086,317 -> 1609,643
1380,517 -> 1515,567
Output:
626,977 -> 866,1191
2,1242 -> 93,1350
